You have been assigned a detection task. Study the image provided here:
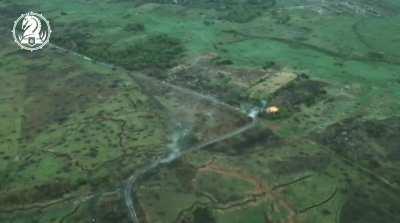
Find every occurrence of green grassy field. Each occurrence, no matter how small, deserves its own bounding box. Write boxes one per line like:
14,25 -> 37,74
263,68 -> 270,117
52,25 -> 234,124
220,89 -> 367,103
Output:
0,0 -> 400,223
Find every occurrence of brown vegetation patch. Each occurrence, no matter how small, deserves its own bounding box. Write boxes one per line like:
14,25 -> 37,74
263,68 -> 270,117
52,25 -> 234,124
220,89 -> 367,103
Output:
22,71 -> 115,141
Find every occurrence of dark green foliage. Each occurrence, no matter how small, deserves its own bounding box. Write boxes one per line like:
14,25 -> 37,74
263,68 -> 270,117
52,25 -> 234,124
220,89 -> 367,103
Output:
366,51 -> 385,60
224,86 -> 250,106
165,66 -> 249,106
134,0 -> 276,23
95,198 -> 130,223
363,117 -> 400,155
0,2 -> 32,22
269,75 -> 327,113
262,60 -> 276,70
0,180 -> 75,206
319,117 -> 366,156
218,0 -> 276,23
320,117 -> 400,160
172,160 -> 197,192
211,56 -> 233,66
124,22 -> 145,32
53,21 -> 184,72
193,207 -> 216,223
106,34 -> 185,71
340,186 -> 400,223
52,22 -> 93,52
268,153 -> 330,175
271,9 -> 291,24
221,6 -> 264,23
206,126 -> 280,155
319,117 -> 400,184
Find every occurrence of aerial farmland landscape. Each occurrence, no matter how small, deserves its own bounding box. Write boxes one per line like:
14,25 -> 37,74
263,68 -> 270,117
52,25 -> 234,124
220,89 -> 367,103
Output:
0,0 -> 400,223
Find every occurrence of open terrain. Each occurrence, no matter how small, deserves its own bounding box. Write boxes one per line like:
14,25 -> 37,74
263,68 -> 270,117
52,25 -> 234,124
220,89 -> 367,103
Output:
0,0 -> 399,223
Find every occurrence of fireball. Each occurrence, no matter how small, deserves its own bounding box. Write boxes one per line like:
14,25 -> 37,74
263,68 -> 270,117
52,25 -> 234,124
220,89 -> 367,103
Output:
266,106 -> 279,114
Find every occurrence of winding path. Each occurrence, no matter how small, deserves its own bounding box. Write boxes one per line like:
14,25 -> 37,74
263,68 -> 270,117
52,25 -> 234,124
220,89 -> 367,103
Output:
124,115 -> 257,223
49,43 -> 261,223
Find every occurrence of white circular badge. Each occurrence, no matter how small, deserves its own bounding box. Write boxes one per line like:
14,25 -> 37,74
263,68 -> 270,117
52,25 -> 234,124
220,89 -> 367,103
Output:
12,11 -> 52,52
